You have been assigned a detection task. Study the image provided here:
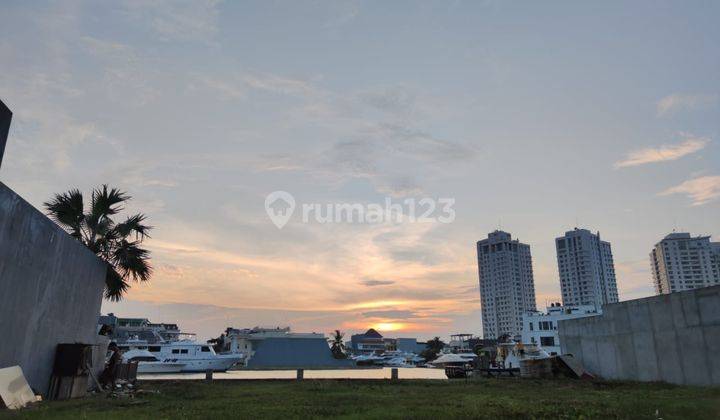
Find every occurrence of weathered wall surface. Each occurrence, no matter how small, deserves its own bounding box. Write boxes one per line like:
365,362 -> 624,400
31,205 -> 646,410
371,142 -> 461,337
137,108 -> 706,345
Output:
559,285 -> 720,385
0,182 -> 106,395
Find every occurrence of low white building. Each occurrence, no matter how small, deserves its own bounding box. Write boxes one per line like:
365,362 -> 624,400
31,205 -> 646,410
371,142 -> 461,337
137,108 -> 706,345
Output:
521,304 -> 600,355
221,327 -> 324,355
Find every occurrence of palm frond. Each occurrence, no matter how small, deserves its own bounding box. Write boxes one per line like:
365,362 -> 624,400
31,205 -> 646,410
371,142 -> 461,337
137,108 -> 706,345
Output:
43,189 -> 85,240
46,185 -> 153,302
89,184 -> 128,222
104,265 -> 130,302
114,213 -> 152,241
112,240 -> 152,282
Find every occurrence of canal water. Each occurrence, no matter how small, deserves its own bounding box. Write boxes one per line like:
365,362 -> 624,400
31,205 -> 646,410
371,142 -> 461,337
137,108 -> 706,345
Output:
139,367 -> 447,380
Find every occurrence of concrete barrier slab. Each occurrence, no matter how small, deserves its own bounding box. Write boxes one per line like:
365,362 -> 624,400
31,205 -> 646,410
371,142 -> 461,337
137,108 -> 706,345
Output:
614,333 -> 638,379
628,301 -> 652,334
676,326 -> 711,386
697,293 -> 720,325
632,330 -> 660,382
680,293 -> 701,327
596,339 -> 620,379
702,325 -> 720,384
653,329 -> 685,384
649,296 -> 674,332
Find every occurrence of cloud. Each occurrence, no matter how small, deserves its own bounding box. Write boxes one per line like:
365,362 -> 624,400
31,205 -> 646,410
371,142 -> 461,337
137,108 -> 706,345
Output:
193,76 -> 246,99
121,0 -> 223,42
614,136 -> 709,168
80,36 -> 158,105
614,259 -> 654,300
656,93 -> 718,116
361,279 -> 396,287
256,122 -> 480,197
190,72 -> 319,102
359,86 -> 419,116
659,175 -> 720,206
322,0 -> 361,28
362,310 -> 417,319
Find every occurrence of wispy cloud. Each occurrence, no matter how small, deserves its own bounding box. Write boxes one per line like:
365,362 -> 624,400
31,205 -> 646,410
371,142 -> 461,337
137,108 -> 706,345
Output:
659,175 -> 720,206
190,72 -> 319,102
361,279 -> 396,287
362,310 -> 416,319
121,0 -> 223,42
614,135 -> 709,168
656,93 -> 718,116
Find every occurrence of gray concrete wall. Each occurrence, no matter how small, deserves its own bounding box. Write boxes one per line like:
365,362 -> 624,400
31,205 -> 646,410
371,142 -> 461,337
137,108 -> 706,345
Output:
559,285 -> 720,385
0,182 -> 106,395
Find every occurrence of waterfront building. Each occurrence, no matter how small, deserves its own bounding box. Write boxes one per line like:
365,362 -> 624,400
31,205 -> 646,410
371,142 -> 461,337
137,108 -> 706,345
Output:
218,327 -> 322,354
99,313 -> 182,343
98,314 -> 242,372
556,228 -> 619,310
650,232 -> 720,294
477,231 -> 537,340
447,334 -> 474,352
396,338 -> 426,354
521,303 -> 600,355
350,328 -> 386,354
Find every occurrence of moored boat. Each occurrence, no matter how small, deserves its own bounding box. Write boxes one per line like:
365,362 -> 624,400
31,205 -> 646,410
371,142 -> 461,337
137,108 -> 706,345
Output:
122,349 -> 186,373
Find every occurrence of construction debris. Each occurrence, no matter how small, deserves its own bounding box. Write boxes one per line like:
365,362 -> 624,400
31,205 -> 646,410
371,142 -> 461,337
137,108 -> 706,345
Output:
555,355 -> 595,379
0,366 -> 40,409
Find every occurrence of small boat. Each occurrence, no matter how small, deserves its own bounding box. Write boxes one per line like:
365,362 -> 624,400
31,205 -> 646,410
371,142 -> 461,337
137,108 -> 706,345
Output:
429,353 -> 477,368
122,349 -> 186,373
352,354 -> 385,366
383,356 -> 410,367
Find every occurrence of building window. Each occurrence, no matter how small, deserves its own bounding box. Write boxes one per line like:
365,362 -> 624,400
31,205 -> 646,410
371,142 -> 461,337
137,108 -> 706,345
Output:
540,336 -> 555,347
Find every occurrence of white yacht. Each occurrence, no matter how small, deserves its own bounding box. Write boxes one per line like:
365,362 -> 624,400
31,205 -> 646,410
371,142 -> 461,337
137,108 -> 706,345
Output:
122,349 -> 185,373
120,339 -> 242,372
100,314 -> 243,372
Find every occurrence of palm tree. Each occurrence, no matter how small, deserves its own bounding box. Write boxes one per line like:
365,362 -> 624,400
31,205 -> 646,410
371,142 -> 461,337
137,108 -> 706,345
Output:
329,330 -> 347,359
44,185 -> 152,301
420,336 -> 446,362
426,336 -> 445,352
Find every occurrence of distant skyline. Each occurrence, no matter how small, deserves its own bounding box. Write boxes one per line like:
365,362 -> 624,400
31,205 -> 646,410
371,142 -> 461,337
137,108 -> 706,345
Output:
1,1 -> 718,340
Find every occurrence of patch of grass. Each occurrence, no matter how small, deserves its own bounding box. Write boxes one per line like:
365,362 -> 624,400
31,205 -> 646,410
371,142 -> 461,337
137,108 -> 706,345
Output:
2,379 -> 719,419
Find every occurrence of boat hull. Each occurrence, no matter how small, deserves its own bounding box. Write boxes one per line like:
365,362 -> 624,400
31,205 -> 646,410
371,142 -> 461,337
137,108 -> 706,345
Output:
136,362 -> 185,374
177,356 -> 241,372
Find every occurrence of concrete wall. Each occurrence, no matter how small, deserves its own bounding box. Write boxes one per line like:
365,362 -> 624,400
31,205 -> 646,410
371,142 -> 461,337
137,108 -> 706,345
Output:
559,285 -> 720,385
0,182 -> 106,395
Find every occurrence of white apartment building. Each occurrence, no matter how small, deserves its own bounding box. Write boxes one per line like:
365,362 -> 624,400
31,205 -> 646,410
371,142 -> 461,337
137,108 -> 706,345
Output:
521,303 -> 599,355
556,228 -> 619,310
650,232 -> 720,294
477,231 -> 537,340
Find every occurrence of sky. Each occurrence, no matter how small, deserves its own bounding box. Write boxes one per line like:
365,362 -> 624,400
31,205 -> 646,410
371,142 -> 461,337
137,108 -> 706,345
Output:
1,0 -> 718,341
